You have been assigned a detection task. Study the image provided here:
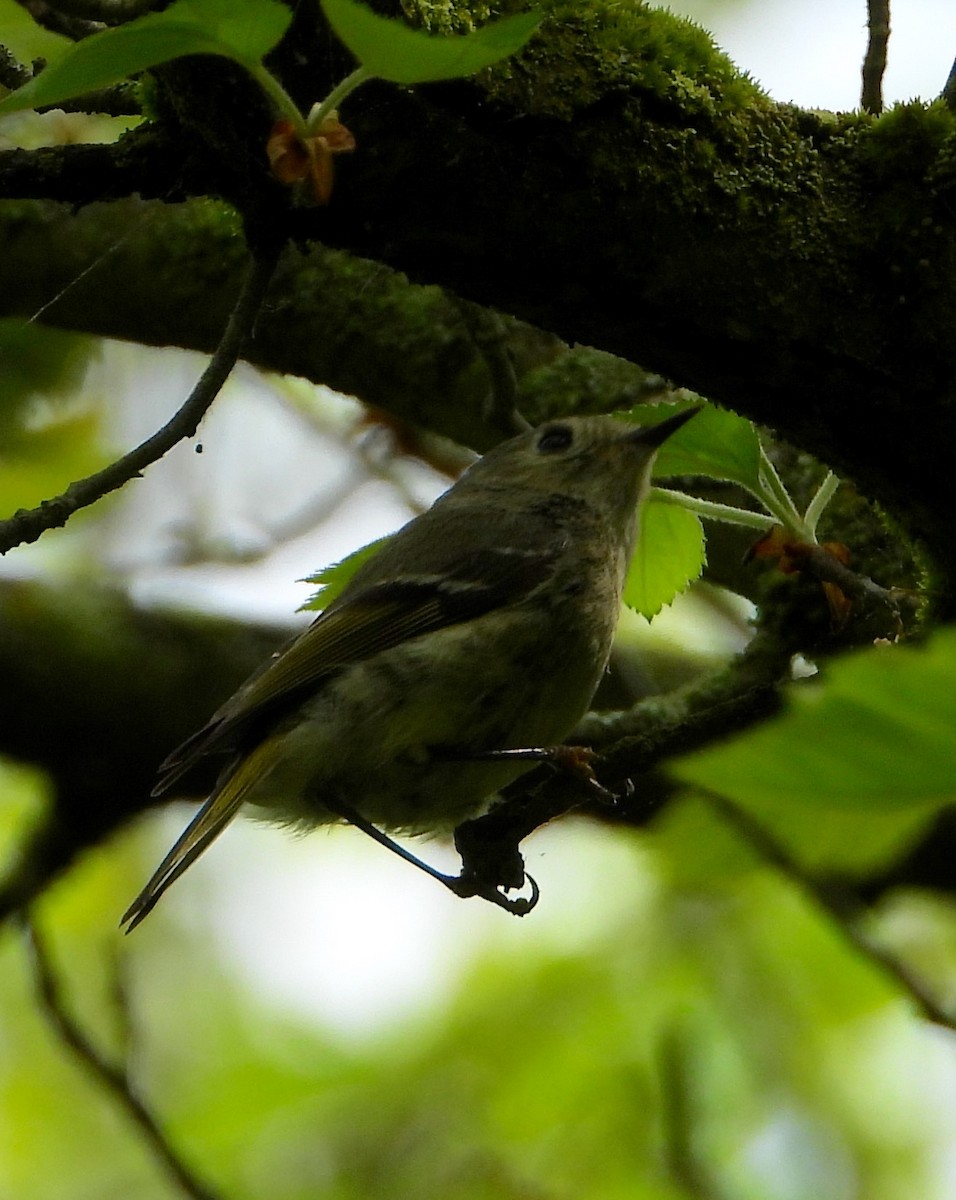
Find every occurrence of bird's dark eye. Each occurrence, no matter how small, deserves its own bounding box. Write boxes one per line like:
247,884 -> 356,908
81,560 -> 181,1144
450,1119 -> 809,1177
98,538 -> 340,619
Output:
536,424 -> 573,454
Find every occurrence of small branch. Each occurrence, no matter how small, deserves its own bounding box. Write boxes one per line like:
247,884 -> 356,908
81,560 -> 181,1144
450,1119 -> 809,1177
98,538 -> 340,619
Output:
450,626 -> 793,880
786,540 -> 917,617
25,918 -> 225,1200
0,241 -> 279,555
704,793 -> 956,1033
861,0 -> 891,115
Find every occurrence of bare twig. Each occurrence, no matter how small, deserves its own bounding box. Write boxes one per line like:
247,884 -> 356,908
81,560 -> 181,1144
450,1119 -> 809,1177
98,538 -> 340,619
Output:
705,792 -> 956,1033
0,243 -> 279,555
25,918 -> 224,1200
861,0 -> 891,115
790,541 -> 916,617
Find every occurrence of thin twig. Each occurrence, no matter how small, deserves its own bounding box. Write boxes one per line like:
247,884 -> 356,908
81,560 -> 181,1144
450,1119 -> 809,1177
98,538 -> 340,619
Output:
861,0 -> 891,115
25,919 -> 224,1200
0,243 -> 279,555
787,540 -> 916,617
704,792 -> 956,1033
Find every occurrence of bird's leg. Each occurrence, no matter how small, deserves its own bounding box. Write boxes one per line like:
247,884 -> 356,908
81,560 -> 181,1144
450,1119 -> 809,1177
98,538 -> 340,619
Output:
322,796 -> 539,917
449,744 -> 617,804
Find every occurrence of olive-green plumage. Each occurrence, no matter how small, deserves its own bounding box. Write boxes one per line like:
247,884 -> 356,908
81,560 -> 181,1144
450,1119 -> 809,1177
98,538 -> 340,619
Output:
122,408 -> 697,929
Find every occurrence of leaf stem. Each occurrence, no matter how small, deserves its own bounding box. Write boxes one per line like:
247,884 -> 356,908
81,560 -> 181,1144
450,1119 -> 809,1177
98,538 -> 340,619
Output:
803,471 -> 840,538
757,442 -> 809,536
650,487 -> 777,532
306,66 -> 374,133
247,63 -> 308,135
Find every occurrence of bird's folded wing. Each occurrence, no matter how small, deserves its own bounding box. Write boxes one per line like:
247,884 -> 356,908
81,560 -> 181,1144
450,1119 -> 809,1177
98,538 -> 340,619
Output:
153,543 -> 557,795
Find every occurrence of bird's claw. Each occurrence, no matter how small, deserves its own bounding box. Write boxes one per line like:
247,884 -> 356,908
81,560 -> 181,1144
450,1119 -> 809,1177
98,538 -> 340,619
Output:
444,870 -> 540,917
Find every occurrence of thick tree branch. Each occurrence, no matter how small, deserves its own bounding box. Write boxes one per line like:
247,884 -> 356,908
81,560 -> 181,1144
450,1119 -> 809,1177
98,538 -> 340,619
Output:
1,3 -> 955,588
0,199 -> 645,451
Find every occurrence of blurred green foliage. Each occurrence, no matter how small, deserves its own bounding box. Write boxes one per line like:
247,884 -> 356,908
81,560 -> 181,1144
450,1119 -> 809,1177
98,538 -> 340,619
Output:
3,761 -> 956,1200
0,320 -> 107,513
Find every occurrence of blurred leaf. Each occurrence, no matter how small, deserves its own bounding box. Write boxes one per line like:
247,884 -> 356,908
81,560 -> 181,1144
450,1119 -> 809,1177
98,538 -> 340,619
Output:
0,758 -> 49,878
300,535 -> 391,611
670,627 -> 956,873
0,320 -> 93,427
624,495 -> 705,618
0,0 -> 291,115
0,0 -> 69,63
0,323 -> 106,513
0,414 -> 106,513
320,0 -> 543,84
625,400 -> 762,491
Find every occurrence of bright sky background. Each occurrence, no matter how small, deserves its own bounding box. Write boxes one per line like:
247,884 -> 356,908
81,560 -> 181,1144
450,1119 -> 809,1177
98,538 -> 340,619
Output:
678,0 -> 955,111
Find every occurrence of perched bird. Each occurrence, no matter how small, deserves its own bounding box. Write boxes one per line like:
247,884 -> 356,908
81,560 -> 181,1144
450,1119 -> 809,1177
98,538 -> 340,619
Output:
122,407 -> 698,929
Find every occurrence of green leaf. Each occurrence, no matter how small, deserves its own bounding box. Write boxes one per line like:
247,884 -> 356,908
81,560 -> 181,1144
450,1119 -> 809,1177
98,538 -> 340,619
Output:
0,0 -> 69,64
623,494 -> 705,619
670,627 -> 956,873
625,400 -> 762,492
320,0 -> 542,84
0,0 -> 291,115
300,536 -> 392,611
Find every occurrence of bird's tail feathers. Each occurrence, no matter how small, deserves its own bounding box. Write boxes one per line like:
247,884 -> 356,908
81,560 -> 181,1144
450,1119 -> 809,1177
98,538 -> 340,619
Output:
121,737 -> 280,932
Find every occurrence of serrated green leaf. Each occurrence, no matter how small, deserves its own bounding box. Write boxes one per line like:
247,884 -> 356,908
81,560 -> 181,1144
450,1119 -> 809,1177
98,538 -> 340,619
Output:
0,0 -> 290,115
624,401 -> 762,492
670,627 -> 956,874
320,0 -> 542,84
300,535 -> 392,611
623,495 -> 705,619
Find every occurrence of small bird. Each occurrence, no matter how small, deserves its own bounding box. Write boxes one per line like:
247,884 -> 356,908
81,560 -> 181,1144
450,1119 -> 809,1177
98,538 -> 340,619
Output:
122,407 -> 698,929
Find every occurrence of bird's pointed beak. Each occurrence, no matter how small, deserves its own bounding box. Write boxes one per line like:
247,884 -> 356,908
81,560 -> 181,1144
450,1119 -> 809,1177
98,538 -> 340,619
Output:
626,404 -> 703,448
